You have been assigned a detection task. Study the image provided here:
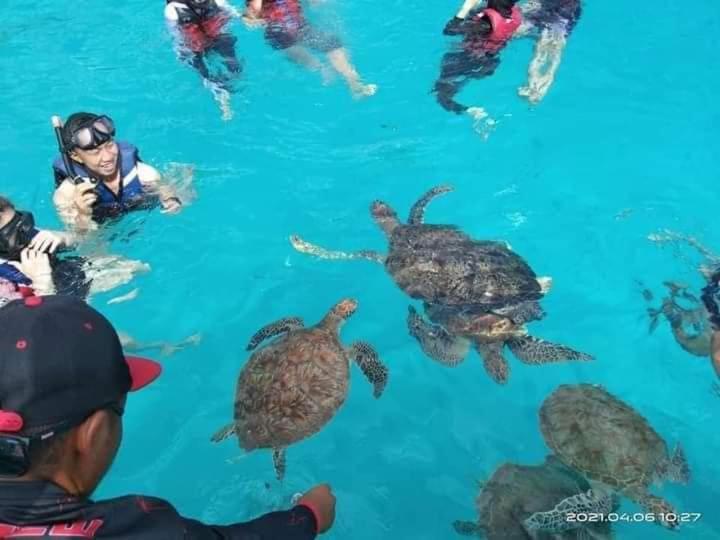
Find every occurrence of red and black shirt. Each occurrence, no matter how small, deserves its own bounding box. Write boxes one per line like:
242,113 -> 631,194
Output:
0,481 -> 317,539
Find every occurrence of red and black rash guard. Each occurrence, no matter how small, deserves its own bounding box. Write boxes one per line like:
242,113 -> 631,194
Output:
0,481 -> 318,539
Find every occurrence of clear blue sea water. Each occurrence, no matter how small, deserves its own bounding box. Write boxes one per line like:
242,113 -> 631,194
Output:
2,0 -> 719,537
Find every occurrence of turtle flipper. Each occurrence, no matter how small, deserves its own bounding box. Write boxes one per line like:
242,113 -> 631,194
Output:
507,336 -> 594,364
523,488 -> 615,534
349,342 -> 389,398
492,301 -> 545,324
247,317 -> 304,351
289,234 -> 384,263
273,448 -> 287,481
407,185 -> 454,225
452,520 -> 481,537
407,306 -> 470,366
476,342 -> 510,384
628,490 -> 680,530
210,422 -> 236,443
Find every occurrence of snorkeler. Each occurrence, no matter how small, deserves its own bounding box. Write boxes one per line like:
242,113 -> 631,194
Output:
242,0 -> 377,98
51,113 -> 184,232
433,0 -> 522,119
165,0 -> 244,120
517,0 -> 582,104
0,196 -> 88,299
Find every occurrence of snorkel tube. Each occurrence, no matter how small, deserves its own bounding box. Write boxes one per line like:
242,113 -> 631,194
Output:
50,115 -> 98,187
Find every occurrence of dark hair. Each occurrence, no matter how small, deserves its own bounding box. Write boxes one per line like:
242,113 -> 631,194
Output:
27,431 -> 71,473
0,196 -> 15,214
60,112 -> 100,149
488,0 -> 516,14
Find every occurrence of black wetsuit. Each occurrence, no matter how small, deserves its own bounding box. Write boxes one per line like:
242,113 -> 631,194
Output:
169,0 -> 243,91
0,480 -> 318,539
433,6 -> 513,114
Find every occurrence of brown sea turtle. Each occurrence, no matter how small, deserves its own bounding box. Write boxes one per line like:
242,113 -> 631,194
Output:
290,185 -> 550,312
210,299 -> 389,480
453,455 -> 618,539
407,302 -> 592,384
539,384 -> 690,530
646,281 -> 711,357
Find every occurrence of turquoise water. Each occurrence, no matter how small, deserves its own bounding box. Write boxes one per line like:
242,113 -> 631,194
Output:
2,0 -> 720,537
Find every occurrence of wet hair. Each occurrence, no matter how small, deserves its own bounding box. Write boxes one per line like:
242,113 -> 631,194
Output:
0,196 -> 15,214
488,0 -> 516,16
60,112 -> 100,149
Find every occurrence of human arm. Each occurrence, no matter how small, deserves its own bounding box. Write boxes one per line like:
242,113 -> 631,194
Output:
183,484 -> 335,538
136,162 -> 183,214
455,0 -> 484,19
52,179 -> 98,233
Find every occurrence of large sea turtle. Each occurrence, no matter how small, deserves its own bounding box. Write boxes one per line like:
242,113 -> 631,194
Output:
290,185 -> 549,312
407,302 -> 593,384
454,455 -> 618,539
210,299 -> 389,480
539,384 -> 690,530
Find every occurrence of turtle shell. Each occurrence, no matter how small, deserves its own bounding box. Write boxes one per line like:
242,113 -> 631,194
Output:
539,384 -> 669,491
385,224 -> 543,308
234,326 -> 350,450
476,457 -> 615,540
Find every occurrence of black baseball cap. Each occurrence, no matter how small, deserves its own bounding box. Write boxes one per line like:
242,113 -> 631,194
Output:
0,295 -> 161,439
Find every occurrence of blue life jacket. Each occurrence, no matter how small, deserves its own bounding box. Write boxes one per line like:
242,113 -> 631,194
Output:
0,262 -> 32,287
52,141 -> 159,223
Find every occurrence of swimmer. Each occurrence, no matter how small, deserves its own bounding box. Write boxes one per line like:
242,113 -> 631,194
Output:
518,0 -> 582,103
0,196 -> 87,298
51,113 -> 185,232
434,0 -> 522,120
165,0 -> 244,120
242,0 -> 377,98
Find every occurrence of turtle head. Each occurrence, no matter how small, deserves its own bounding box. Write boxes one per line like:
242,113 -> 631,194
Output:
371,200 -> 400,236
332,298 -> 358,319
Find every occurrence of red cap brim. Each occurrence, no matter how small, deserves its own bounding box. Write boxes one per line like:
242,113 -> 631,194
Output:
125,356 -> 162,391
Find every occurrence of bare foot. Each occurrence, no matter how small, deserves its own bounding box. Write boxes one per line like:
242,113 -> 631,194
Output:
350,81 -> 378,99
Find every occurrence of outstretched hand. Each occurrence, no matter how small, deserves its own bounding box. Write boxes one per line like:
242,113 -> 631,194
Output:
297,484 -> 336,534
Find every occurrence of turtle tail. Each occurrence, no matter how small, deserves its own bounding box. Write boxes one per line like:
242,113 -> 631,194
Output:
289,234 -> 384,263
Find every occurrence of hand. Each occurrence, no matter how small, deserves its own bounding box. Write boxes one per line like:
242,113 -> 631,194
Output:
297,484 -> 336,534
9,249 -> 53,293
28,230 -> 64,254
160,196 -> 183,214
73,180 -> 98,213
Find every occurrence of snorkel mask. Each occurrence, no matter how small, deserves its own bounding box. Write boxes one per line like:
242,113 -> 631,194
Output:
67,115 -> 116,151
0,211 -> 37,260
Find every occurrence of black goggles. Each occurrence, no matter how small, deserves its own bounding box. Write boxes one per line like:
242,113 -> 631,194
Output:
0,211 -> 36,258
69,116 -> 116,151
0,402 -> 124,477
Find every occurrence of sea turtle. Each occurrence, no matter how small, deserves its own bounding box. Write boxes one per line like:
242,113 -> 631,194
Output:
290,185 -> 550,312
453,455 -> 618,539
210,298 -> 389,480
407,302 -> 593,384
538,384 -> 690,530
646,281 -> 711,357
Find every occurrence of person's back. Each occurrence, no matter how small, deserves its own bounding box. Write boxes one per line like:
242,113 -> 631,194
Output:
0,295 -> 336,539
